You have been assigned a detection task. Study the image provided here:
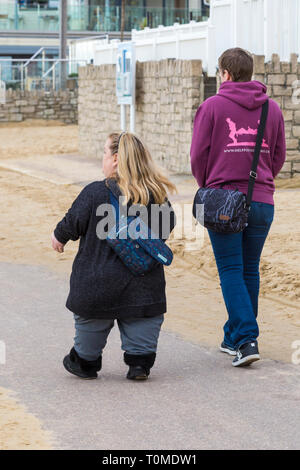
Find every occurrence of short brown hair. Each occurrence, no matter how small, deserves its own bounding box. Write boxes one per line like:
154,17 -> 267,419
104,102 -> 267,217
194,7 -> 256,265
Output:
218,48 -> 253,82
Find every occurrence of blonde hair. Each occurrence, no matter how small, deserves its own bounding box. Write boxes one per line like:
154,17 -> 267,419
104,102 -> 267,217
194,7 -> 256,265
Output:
108,132 -> 177,205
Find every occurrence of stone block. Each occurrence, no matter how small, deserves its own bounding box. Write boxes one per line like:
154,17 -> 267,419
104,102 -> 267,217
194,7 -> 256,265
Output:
284,122 -> 292,137
189,60 -> 202,77
294,110 -> 300,124
281,62 -> 291,73
253,74 -> 265,83
271,54 -> 281,72
286,74 -> 298,86
21,106 -> 35,113
290,53 -> 299,73
266,85 -> 272,96
9,113 -> 23,122
253,55 -> 265,74
282,109 -> 294,121
273,85 -> 292,96
7,107 -> 20,113
15,100 -> 28,106
265,62 -> 272,73
283,96 -> 300,110
292,126 -> 300,137
286,138 -> 299,149
267,74 -> 285,85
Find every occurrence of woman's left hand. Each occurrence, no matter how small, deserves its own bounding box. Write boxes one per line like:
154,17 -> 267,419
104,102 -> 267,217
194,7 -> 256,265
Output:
51,231 -> 65,253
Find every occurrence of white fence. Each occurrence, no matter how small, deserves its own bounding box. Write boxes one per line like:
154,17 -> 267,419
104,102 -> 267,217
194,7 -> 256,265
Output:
84,21 -> 217,75
70,0 -> 300,77
211,0 -> 300,63
131,21 -> 216,75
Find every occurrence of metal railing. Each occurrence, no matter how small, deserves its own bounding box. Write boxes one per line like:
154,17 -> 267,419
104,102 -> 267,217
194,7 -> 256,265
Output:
0,3 -> 209,33
0,58 -> 87,91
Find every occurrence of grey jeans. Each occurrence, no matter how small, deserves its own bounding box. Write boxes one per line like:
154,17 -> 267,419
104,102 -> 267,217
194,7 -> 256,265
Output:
73,313 -> 165,361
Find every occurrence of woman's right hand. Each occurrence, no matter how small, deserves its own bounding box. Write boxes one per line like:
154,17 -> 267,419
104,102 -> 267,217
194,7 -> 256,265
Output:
51,231 -> 65,253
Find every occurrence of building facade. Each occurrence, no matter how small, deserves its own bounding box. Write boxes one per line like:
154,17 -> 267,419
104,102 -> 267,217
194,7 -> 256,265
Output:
0,0 -> 209,90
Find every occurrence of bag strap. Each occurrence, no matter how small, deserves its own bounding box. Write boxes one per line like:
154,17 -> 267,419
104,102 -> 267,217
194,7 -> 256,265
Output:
109,189 -> 120,223
245,99 -> 269,209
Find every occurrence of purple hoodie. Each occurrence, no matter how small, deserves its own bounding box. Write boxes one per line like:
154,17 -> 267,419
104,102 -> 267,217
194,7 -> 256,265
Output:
190,80 -> 286,205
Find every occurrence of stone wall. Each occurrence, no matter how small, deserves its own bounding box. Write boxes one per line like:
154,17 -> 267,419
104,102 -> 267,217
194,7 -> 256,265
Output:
78,59 -> 203,173
252,53 -> 300,164
0,89 -> 78,124
78,64 -> 119,163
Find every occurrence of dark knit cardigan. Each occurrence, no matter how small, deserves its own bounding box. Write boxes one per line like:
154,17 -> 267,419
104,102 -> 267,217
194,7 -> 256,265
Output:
54,178 -> 176,319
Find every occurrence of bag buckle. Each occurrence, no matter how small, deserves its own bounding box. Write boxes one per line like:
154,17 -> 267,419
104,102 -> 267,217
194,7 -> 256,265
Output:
243,201 -> 250,211
250,170 -> 257,179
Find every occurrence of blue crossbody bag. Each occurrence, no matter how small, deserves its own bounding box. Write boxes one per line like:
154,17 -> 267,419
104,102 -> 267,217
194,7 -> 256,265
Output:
106,189 -> 173,276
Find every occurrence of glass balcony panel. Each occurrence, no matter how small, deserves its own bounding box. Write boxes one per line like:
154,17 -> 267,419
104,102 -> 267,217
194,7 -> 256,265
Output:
0,2 -> 207,32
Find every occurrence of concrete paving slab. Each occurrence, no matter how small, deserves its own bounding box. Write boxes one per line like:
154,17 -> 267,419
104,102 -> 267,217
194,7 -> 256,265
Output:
0,154 -> 105,186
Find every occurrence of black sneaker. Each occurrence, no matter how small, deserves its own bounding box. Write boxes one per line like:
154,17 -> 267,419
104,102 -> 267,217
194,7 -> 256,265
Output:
126,365 -> 149,380
232,341 -> 260,367
63,347 -> 100,379
219,341 -> 237,356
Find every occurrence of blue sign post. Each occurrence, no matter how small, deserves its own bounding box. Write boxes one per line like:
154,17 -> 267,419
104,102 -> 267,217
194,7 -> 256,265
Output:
116,42 -> 136,132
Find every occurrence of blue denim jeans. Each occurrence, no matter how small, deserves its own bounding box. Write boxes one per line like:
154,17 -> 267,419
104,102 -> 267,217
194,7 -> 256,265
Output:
207,201 -> 274,349
73,313 -> 165,361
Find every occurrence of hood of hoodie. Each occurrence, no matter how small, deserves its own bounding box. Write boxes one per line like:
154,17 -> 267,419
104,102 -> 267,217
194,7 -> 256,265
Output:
218,80 -> 268,110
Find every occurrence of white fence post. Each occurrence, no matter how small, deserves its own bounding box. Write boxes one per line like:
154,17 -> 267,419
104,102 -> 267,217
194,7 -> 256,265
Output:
263,0 -> 268,59
207,22 -> 216,76
232,0 -> 237,47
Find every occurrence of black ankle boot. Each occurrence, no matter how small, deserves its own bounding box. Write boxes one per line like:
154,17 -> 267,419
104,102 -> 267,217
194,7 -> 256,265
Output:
124,352 -> 156,380
63,347 -> 102,379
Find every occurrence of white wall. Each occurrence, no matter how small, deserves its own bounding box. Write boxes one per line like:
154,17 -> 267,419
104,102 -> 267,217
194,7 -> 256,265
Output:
71,0 -> 300,76
211,0 -> 300,62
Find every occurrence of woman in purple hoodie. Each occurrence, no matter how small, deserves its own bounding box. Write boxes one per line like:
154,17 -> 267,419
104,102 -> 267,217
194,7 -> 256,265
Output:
190,48 -> 286,367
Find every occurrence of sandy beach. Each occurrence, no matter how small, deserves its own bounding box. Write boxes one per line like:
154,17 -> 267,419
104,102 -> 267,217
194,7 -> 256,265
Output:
0,121 -> 299,449
0,387 -> 52,450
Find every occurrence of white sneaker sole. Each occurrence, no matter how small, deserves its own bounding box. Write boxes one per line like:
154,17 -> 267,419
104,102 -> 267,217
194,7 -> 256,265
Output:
232,354 -> 260,367
220,346 -> 237,356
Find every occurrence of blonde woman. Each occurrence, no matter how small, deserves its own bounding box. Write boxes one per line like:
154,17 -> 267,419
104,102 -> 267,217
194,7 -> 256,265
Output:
51,132 -> 176,380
